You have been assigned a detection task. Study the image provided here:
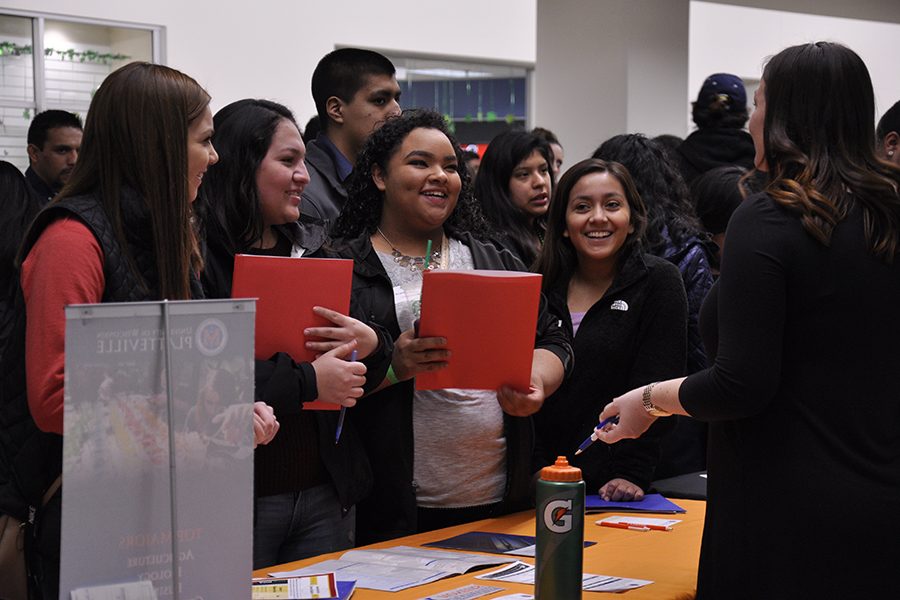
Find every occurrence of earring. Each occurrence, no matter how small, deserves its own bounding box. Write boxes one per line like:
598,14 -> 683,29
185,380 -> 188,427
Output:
889,150 -> 895,157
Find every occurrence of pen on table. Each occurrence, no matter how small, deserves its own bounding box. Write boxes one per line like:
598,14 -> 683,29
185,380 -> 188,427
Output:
334,349 -> 358,444
573,415 -> 620,456
601,521 -> 672,532
599,522 -> 651,532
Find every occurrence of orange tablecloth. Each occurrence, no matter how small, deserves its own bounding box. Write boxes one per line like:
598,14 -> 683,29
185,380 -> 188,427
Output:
254,499 -> 705,599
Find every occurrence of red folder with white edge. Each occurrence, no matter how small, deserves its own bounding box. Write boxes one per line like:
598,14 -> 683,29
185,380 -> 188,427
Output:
416,270 -> 542,391
231,254 -> 354,410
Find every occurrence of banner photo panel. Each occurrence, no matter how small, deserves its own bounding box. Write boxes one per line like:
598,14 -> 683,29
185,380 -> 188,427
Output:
60,299 -> 255,600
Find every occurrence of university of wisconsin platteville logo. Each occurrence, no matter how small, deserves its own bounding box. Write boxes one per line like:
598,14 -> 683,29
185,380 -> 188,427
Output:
543,499 -> 573,533
196,318 -> 228,356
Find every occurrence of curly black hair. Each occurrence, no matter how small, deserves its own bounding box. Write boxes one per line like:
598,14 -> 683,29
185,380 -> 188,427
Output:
593,134 -> 704,252
331,109 -> 492,240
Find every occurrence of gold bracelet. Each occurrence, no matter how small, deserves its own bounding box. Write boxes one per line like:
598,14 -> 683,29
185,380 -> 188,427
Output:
642,382 -> 671,417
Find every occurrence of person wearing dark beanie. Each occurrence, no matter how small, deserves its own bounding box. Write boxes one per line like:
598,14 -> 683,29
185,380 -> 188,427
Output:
676,73 -> 756,185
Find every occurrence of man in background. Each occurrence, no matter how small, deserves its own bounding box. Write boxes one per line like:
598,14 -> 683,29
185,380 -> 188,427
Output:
25,110 -> 83,205
304,48 -> 402,224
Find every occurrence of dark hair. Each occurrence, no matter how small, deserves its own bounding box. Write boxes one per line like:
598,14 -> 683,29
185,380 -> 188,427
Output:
474,130 -> 554,264
691,165 -> 748,235
761,42 -> 900,260
332,109 -> 490,240
58,62 -> 210,300
197,99 -> 298,253
0,161 -> 37,281
653,134 -> 683,157
27,109 -> 83,148
531,126 -> 560,146
461,149 -> 480,162
311,48 -> 396,129
302,114 -> 321,145
876,100 -> 900,144
692,98 -> 749,129
536,158 -> 647,292
592,134 -> 703,253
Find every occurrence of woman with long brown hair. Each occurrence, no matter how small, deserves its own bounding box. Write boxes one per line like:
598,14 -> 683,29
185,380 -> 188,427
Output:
594,42 -> 900,598
4,62 -> 278,598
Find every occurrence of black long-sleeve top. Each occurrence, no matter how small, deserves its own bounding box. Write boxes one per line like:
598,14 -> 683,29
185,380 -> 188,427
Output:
333,231 -> 574,545
534,249 -> 687,492
680,193 -> 900,599
201,215 -> 392,509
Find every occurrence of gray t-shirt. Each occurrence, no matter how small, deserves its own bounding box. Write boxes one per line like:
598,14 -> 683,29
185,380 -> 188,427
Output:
376,237 -> 507,508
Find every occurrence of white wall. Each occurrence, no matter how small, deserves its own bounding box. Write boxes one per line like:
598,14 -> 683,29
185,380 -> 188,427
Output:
535,0 -> 690,165
6,0 -> 537,122
689,2 -> 900,129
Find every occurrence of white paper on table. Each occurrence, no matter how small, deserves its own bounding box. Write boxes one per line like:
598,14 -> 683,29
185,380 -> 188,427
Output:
595,516 -> 682,528
419,583 -> 505,599
270,546 -> 515,592
71,581 -> 157,600
475,561 -> 653,593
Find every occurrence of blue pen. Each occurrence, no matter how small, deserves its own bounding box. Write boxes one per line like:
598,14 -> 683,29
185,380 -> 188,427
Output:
334,349 -> 358,444
573,415 -> 620,456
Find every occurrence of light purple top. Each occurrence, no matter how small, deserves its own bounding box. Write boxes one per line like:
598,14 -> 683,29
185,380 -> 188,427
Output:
570,311 -> 587,336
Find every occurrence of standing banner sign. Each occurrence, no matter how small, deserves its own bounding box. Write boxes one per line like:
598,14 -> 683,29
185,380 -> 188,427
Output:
59,299 -> 256,600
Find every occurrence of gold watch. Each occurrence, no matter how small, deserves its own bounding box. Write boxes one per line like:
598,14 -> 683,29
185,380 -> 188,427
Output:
642,382 -> 671,417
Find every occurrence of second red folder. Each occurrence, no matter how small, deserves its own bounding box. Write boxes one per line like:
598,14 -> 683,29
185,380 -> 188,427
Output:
416,270 -> 542,392
232,254 -> 354,410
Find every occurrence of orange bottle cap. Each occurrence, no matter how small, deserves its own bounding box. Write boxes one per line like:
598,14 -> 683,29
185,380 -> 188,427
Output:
540,456 -> 582,482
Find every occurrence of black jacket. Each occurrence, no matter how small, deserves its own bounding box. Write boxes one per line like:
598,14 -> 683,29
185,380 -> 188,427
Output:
333,231 -> 573,544
301,139 -> 348,228
675,128 -> 755,186
535,250 -> 687,492
201,214 -> 392,510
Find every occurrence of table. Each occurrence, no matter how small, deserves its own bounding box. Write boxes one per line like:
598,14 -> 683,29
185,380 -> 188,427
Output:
254,499 -> 706,599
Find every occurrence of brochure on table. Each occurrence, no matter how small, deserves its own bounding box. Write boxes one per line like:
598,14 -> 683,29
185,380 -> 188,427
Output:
476,561 -> 653,593
269,546 -> 516,592
60,300 -> 256,600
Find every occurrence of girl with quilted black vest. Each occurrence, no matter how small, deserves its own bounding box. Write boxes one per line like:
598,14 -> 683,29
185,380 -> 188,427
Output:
12,62 -> 279,599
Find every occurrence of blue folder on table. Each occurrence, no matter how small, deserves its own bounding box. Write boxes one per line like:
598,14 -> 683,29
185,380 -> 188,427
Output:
585,493 -> 686,514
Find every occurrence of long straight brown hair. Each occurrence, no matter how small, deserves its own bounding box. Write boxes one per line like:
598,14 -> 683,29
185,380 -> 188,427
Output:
762,42 -> 900,262
58,62 -> 210,299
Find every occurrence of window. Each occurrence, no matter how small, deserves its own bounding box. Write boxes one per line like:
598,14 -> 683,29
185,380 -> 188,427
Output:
0,10 -> 162,171
385,54 -> 531,150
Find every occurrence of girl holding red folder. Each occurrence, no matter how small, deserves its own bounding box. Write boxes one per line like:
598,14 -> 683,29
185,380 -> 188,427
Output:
6,63 -> 280,600
195,99 -> 393,569
330,109 -> 574,543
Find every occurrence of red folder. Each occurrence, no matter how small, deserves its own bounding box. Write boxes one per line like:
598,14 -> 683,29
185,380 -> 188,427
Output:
416,270 -> 542,391
231,254 -> 354,410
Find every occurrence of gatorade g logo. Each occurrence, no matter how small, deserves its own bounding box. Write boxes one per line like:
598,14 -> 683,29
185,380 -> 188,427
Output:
543,499 -> 573,533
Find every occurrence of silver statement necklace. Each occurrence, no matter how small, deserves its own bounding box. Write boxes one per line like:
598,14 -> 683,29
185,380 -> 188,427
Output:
376,228 -> 449,272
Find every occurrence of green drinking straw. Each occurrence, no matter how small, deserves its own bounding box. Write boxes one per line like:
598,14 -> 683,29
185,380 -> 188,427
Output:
423,239 -> 433,270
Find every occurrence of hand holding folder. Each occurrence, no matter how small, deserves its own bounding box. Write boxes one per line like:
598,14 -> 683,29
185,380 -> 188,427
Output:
416,270 -> 542,391
231,255 -> 355,410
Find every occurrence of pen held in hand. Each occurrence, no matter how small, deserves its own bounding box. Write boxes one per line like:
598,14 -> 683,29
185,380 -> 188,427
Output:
573,415 -> 620,456
334,349 -> 358,444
